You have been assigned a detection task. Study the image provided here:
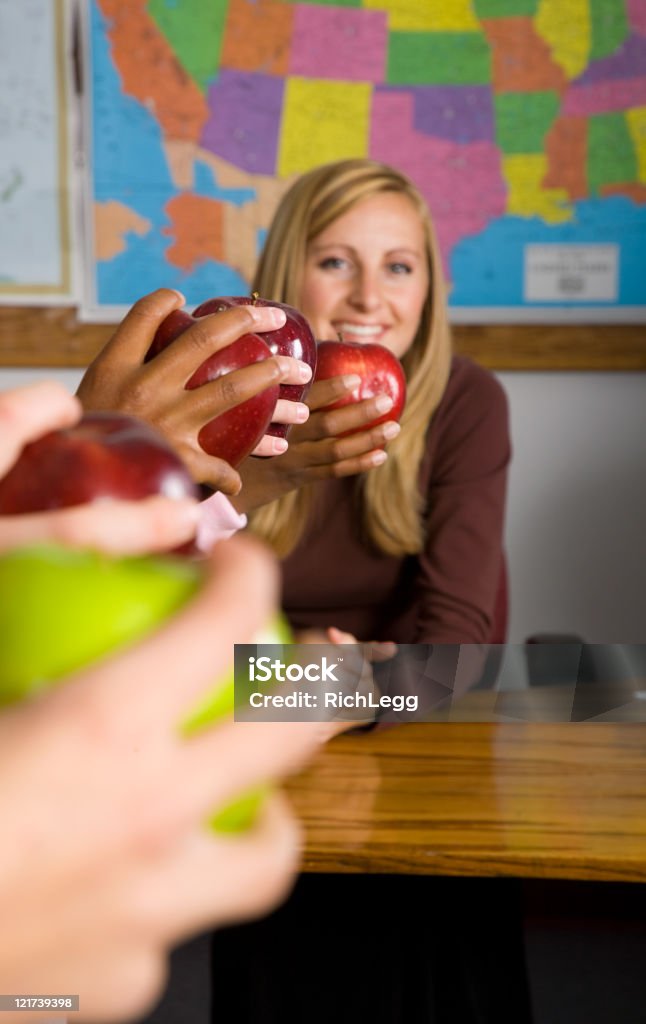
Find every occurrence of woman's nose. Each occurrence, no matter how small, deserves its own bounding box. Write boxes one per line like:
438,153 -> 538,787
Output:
349,269 -> 382,312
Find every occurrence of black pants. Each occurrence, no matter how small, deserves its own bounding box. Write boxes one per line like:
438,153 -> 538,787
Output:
138,932 -> 211,1024
210,873 -> 533,1024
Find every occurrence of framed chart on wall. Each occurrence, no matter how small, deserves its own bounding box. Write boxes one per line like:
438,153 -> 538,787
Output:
0,0 -> 73,304
0,0 -> 645,369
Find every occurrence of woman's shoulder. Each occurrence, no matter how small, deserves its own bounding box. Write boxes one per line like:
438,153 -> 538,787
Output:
442,354 -> 508,414
421,355 -> 511,476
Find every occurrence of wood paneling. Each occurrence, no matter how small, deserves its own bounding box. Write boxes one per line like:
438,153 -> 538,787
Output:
0,306 -> 644,370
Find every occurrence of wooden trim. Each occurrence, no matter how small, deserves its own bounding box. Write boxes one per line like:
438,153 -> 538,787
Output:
0,305 -> 644,371
0,307 -> 113,369
453,322 -> 646,371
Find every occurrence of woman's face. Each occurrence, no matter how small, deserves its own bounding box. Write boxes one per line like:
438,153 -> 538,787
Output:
299,191 -> 430,360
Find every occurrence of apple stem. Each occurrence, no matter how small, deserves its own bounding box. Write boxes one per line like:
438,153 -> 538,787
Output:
251,291 -> 259,304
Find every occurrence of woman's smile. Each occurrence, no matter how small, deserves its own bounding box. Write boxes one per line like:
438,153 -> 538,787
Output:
300,191 -> 429,359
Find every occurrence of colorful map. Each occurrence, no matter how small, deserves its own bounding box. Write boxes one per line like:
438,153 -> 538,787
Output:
85,0 -> 646,319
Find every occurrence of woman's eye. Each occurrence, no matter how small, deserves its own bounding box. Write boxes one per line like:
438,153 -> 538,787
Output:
319,256 -> 348,271
388,262 -> 413,275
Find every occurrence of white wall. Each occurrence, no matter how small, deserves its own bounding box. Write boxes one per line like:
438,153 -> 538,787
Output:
498,371 -> 646,644
2,367 -> 645,644
0,367 -> 84,395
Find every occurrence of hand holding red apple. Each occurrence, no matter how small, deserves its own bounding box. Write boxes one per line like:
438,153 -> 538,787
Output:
0,383 -> 334,1020
191,294 -> 317,441
145,293 -> 316,463
0,385 -> 290,832
76,289 -> 311,492
0,410 -> 199,514
314,340 -> 406,436
0,408 -> 203,556
145,306 -> 280,466
234,348 -> 404,513
0,383 -> 200,556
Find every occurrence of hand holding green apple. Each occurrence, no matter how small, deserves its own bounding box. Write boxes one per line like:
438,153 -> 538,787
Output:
0,387 -> 292,831
0,544 -> 291,832
0,527 -> 325,1021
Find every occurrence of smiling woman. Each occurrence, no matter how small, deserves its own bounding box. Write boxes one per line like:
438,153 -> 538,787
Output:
203,160 -> 521,1024
242,158 -> 510,648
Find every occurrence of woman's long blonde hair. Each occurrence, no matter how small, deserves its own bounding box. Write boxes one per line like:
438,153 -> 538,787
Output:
249,159 -> 452,558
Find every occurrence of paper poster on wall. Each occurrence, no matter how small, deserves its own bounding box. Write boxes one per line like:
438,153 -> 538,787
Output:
80,0 -> 646,323
0,0 -> 74,305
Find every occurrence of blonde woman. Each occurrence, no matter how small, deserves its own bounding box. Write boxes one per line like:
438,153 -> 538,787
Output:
79,162 -> 509,645
212,166 -> 524,1024
236,158 -> 510,646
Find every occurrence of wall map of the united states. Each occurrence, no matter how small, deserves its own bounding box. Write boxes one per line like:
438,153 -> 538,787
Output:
87,0 -> 646,316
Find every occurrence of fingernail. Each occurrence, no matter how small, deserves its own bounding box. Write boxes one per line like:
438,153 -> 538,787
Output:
295,403 -> 309,423
342,374 -> 362,389
271,437 -> 289,454
371,450 -> 388,466
253,306 -> 286,328
382,421 -> 401,440
375,395 -> 394,414
298,361 -> 312,382
171,289 -> 186,305
276,356 -> 292,376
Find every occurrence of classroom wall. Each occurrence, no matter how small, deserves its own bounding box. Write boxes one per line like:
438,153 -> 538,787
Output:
498,370 -> 646,644
1,366 -> 644,645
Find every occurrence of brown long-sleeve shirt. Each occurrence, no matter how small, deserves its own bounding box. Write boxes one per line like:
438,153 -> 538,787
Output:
280,356 -> 511,645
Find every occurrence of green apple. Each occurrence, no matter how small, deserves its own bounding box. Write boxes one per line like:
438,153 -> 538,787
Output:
0,545 -> 201,704
0,544 -> 291,832
183,613 -> 292,832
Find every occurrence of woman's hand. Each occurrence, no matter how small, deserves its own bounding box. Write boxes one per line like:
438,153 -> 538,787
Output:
295,626 -> 397,732
297,626 -> 397,665
235,375 -> 401,512
250,362 -> 312,457
77,289 -> 311,495
0,382 -> 200,555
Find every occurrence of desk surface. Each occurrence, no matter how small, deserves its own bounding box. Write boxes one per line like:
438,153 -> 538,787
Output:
286,690 -> 646,883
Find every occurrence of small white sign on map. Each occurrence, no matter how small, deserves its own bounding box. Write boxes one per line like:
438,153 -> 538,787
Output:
524,244 -> 619,303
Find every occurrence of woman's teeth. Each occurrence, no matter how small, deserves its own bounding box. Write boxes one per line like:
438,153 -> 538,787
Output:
335,323 -> 383,338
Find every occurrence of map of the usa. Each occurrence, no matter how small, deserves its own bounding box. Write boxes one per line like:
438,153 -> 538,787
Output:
87,0 -> 646,315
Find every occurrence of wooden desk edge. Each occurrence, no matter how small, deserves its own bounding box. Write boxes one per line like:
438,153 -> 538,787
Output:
297,850 -> 646,884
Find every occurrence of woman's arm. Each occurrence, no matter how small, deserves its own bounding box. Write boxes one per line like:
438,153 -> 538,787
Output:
411,360 -> 511,645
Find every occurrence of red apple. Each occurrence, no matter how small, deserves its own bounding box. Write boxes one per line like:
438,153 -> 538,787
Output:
193,295 -> 317,440
146,307 -> 279,465
145,308 -> 195,357
0,411 -> 199,515
314,340 -> 406,436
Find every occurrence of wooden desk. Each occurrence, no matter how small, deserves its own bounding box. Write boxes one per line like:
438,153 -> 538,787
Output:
286,692 -> 646,883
